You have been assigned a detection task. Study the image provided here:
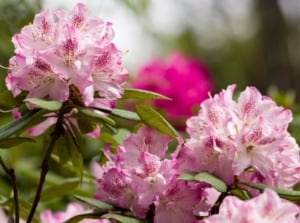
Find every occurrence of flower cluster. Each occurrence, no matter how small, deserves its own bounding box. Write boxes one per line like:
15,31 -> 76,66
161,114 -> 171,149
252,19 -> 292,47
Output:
6,3 -> 127,110
131,52 -> 213,128
93,126 -> 205,223
201,189 -> 300,223
176,85 -> 300,187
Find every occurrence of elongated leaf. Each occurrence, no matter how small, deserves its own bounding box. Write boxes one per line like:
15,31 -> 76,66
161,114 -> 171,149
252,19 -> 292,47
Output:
240,182 -> 300,201
136,105 -> 179,138
78,108 -> 115,126
177,173 -> 195,181
123,88 -> 171,100
74,195 -> 113,210
0,110 -> 43,140
24,98 -> 62,111
193,172 -> 227,193
111,109 -> 140,121
178,172 -> 227,193
0,137 -> 35,148
65,211 -> 108,223
64,129 -> 83,178
102,213 -> 143,223
39,179 -> 80,201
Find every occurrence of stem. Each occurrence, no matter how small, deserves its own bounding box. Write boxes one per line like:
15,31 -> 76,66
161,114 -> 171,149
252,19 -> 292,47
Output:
0,156 -> 19,223
26,114 -> 65,223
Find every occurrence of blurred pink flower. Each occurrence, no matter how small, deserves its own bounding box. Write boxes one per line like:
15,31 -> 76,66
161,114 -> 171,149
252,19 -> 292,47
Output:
131,52 -> 213,128
40,202 -> 110,223
202,189 -> 300,223
6,3 -> 127,110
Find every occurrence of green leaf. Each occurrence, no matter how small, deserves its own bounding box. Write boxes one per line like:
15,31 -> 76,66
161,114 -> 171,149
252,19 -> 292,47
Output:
111,108 -> 140,121
177,172 -> 195,181
240,182 -> 300,201
0,90 -> 19,109
136,105 -> 179,138
19,198 -> 39,223
0,137 -> 35,148
178,172 -> 227,193
39,178 -> 80,201
193,173 -> 227,193
123,88 -> 171,100
102,213 -> 143,223
24,98 -> 62,111
78,108 -> 115,126
0,110 -> 43,140
64,129 -> 83,177
293,182 -> 300,191
64,211 -> 108,223
229,188 -> 251,200
0,195 -> 9,204
74,195 -> 113,210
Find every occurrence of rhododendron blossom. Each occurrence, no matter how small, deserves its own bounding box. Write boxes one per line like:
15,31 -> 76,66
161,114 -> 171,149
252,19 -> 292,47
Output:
40,202 -> 110,223
6,3 -> 127,109
131,52 -> 213,128
201,189 -> 300,223
94,126 -> 205,222
176,85 -> 300,187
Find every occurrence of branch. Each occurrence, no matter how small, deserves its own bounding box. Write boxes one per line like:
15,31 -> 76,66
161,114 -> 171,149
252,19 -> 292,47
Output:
0,156 -> 19,223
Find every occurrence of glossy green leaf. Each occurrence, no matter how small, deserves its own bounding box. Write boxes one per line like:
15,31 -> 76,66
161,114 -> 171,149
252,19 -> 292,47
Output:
177,172 -> 195,181
74,195 -> 113,210
178,172 -> 227,193
39,178 -> 80,201
0,110 -> 43,141
193,172 -> 227,193
111,108 -> 140,121
0,137 -> 35,148
123,88 -> 171,100
64,211 -> 108,223
78,108 -> 115,126
102,213 -> 143,223
24,98 -> 62,111
136,105 -> 179,138
240,182 -> 300,201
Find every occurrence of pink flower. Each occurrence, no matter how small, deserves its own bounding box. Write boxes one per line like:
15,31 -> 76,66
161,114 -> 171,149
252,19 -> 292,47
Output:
94,168 -> 142,214
154,179 -> 204,223
6,3 -> 127,110
131,52 -> 213,128
40,202 -> 110,223
177,85 -> 300,187
94,126 -> 177,218
203,189 -> 300,223
93,126 -> 208,221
